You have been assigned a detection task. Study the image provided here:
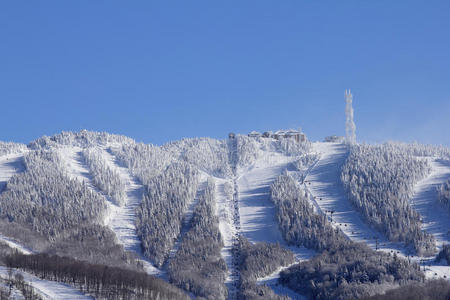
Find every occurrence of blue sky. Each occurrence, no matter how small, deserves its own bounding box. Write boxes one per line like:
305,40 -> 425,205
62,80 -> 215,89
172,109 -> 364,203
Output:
1,1 -> 449,146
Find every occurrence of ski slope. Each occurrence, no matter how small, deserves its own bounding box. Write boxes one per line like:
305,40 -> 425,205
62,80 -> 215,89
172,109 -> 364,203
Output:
0,152 -> 25,193
411,158 -> 450,250
306,142 -> 450,280
237,150 -> 316,261
59,146 -> 162,276
93,148 -> 163,276
0,266 -> 92,300
305,142 -> 402,251
214,176 -> 240,299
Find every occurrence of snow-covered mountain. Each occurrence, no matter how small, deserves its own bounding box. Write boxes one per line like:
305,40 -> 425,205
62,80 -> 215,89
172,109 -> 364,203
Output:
0,130 -> 449,300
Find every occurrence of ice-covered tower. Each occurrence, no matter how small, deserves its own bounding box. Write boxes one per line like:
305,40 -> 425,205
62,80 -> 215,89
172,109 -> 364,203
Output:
345,89 -> 356,145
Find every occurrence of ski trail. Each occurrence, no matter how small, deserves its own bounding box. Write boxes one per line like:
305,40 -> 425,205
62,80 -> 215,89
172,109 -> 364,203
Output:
237,151 -> 315,261
307,142 -> 450,280
0,234 -> 33,255
0,152 -> 33,253
0,152 -> 26,193
59,146 -> 162,276
411,158 -> 450,250
0,266 -> 92,300
306,142 -> 396,250
236,150 -> 315,299
98,148 -> 163,276
215,177 -> 238,300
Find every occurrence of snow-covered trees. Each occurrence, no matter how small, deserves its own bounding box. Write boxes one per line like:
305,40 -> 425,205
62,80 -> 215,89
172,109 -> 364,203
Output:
0,141 -> 26,156
239,237 -> 294,283
28,130 -> 134,150
0,150 -> 131,267
438,179 -> 450,212
5,252 -> 190,300
81,147 -> 127,206
168,179 -> 228,299
163,138 -> 232,178
280,242 -> 424,300
341,144 -> 435,255
270,174 -> 347,251
238,236 -> 294,300
436,244 -> 450,266
0,150 -> 107,239
136,162 -> 199,267
270,174 -> 424,300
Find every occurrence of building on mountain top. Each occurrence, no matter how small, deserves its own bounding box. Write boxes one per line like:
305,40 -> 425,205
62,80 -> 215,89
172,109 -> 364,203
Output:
247,129 -> 307,143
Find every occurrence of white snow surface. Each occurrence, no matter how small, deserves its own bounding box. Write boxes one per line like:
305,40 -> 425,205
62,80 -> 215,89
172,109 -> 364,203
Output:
0,266 -> 92,300
410,158 -> 450,250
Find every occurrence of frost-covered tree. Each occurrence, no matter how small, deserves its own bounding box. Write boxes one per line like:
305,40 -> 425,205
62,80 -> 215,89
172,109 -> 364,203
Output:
0,141 -> 27,156
81,147 -> 127,206
0,150 -> 133,267
270,174 -> 424,300
136,162 -> 199,267
28,130 -> 135,150
438,178 -> 450,212
341,143 -> 435,255
168,179 -> 228,299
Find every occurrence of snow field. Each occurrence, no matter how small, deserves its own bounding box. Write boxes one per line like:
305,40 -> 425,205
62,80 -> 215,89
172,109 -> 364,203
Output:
237,150 -> 315,261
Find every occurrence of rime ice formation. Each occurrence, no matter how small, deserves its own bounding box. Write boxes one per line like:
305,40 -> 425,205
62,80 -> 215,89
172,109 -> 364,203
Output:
345,89 -> 356,145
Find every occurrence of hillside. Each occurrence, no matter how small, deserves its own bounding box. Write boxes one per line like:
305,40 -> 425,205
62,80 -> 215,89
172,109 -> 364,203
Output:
0,131 -> 449,300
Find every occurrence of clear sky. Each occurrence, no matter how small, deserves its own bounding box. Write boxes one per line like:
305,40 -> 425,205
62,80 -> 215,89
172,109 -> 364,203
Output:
1,1 -> 449,146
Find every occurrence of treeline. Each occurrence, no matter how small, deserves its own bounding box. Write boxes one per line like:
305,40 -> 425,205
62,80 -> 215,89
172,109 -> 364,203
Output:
82,147 -> 126,206
137,162 -> 199,267
341,143 -> 435,255
0,141 -> 26,156
238,236 -> 293,300
438,178 -> 450,212
168,179 -> 228,299
0,150 -> 133,267
270,174 -> 424,300
28,130 -> 135,150
358,279 -> 450,300
4,252 -> 189,300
